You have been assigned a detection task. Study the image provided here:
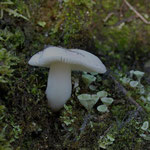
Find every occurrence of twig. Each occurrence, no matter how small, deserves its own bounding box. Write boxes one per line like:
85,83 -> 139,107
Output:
103,12 -> 115,22
124,0 -> 150,24
79,113 -> 92,132
114,15 -> 137,26
119,1 -> 125,18
108,73 -> 145,114
103,125 -> 113,136
73,113 -> 92,142
118,107 -> 142,129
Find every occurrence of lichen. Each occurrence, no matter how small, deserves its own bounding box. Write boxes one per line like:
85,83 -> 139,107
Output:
1,0 -> 150,149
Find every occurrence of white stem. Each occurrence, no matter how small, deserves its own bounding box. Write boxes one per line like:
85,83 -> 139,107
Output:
46,63 -> 72,111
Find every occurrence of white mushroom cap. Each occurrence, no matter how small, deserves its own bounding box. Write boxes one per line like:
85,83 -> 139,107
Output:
28,46 -> 106,73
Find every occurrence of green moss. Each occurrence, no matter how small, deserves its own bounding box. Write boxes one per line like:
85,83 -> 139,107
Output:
101,0 -> 119,10
108,122 -> 143,150
0,105 -> 21,150
49,0 -> 96,49
0,48 -> 18,84
112,105 -> 133,120
0,0 -> 150,149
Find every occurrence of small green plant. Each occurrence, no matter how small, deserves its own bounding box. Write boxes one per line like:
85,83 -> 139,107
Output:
0,0 -> 29,20
0,126 -> 13,150
140,121 -> 150,141
141,121 -> 149,131
37,21 -> 46,27
98,133 -> 115,149
82,73 -> 96,87
60,104 -> 77,127
78,73 -> 115,112
0,105 -> 21,150
96,90 -> 114,113
120,70 -> 150,113
120,70 -> 145,94
0,48 -> 18,83
101,97 -> 114,106
130,70 -> 145,83
97,104 -> 109,113
77,94 -> 99,111
97,91 -> 108,98
0,27 -> 25,51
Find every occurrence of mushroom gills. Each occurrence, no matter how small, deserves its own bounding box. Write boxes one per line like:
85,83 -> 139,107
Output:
46,63 -> 72,111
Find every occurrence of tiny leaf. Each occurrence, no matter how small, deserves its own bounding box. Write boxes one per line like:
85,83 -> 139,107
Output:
141,121 -> 149,131
82,74 -> 96,86
97,105 -> 109,113
78,94 -> 99,110
101,97 -> 114,106
129,81 -> 139,88
97,91 -> 108,98
37,21 -> 46,27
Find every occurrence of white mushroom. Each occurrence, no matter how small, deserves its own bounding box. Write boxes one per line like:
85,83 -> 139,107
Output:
28,46 -> 106,111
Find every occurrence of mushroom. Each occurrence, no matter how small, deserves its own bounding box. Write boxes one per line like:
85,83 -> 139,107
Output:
28,46 -> 106,111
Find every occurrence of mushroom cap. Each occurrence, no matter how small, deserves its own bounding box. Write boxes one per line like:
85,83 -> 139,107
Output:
28,46 -> 106,73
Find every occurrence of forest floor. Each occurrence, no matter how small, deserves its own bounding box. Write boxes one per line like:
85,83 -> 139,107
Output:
1,0 -> 150,149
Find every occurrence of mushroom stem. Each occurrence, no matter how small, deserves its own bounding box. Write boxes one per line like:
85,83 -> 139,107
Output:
46,63 -> 72,111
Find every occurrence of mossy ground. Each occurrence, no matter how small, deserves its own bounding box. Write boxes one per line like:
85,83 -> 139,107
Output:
0,0 -> 150,149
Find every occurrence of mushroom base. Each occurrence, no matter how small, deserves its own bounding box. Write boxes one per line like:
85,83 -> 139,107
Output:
46,63 -> 71,111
